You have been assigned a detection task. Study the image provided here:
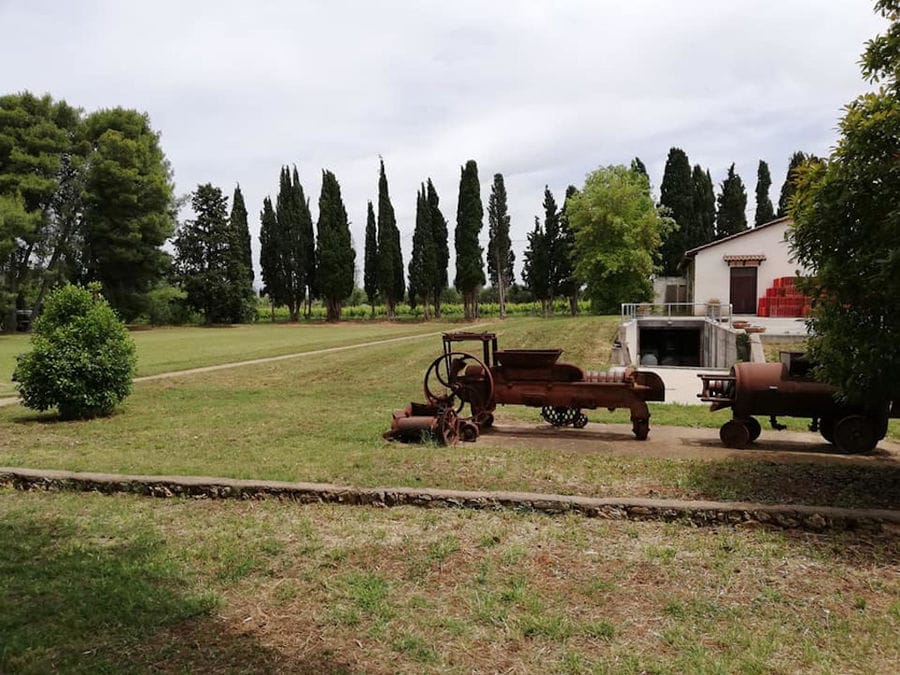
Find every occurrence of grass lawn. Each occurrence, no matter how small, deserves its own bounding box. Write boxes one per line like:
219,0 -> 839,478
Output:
2,316 -> 897,509
2,490 -> 897,673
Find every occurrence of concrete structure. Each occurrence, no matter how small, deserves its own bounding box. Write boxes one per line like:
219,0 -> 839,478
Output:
685,217 -> 807,316
617,316 -> 737,370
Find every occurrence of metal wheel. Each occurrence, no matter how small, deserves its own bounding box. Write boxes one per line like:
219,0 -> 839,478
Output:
459,420 -> 480,443
632,418 -> 649,440
720,419 -> 750,449
742,417 -> 762,442
834,415 -> 877,454
572,412 -> 589,429
423,351 -> 495,423
819,416 -> 835,443
438,408 -> 459,446
541,406 -> 576,427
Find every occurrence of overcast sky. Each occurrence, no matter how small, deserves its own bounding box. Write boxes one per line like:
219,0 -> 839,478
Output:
0,0 -> 886,282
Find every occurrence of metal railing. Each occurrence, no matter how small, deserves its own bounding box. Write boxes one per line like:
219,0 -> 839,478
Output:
620,302 -> 733,325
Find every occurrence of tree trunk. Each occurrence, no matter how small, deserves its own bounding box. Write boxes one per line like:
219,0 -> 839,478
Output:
569,293 -> 579,316
433,292 -> 442,319
498,273 -> 507,320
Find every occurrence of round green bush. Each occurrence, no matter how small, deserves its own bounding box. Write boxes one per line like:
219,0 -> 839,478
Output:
13,284 -> 137,419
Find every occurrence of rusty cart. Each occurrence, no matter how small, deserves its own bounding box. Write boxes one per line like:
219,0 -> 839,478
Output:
416,331 -> 666,440
697,352 -> 897,453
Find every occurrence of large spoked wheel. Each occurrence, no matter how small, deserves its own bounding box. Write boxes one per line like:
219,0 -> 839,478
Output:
424,351 -> 495,425
720,419 -> 751,449
834,414 -> 878,454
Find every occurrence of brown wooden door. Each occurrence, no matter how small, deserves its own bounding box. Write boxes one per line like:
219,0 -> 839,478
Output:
729,267 -> 758,314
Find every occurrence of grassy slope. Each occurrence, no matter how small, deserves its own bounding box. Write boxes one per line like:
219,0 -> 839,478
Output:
1,491 -> 897,673
1,316 -> 897,508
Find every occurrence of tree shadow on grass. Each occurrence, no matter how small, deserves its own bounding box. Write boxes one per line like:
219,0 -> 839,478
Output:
0,510 -> 351,673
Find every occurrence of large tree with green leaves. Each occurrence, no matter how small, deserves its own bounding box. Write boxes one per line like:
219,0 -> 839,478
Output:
790,0 -> 900,407
80,108 -> 175,321
658,148 -> 694,275
363,201 -> 378,316
487,173 -> 513,318
454,160 -> 485,319
408,185 -> 438,318
715,164 -> 748,239
376,159 -> 404,318
426,179 -> 449,317
777,151 -> 810,217
691,165 -> 716,247
567,165 -> 672,314
754,160 -> 775,226
315,170 -> 355,321
175,184 -> 254,323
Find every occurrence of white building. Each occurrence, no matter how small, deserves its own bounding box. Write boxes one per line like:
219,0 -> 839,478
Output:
684,217 -> 807,315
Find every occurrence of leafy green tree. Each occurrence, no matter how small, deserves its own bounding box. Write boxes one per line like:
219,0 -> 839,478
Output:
230,184 -> 254,283
754,160 -> 775,226
691,165 -> 716,247
658,148 -> 693,275
454,160 -> 485,319
557,185 -> 580,315
777,151 -> 810,217
81,108 -> 175,321
376,159 -> 404,318
426,179 -> 449,317
487,173 -> 513,318
522,216 -> 551,315
315,170 -> 355,321
13,283 -> 136,419
567,165 -> 672,314
408,185 -> 438,318
363,201 -> 378,316
715,163 -> 748,239
258,196 -> 280,321
790,0 -> 900,407
175,184 -> 254,323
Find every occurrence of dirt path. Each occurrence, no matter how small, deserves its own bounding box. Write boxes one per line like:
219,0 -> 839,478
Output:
0,325 -> 487,408
478,421 -> 900,467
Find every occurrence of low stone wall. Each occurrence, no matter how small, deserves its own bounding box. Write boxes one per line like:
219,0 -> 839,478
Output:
1,467 -> 897,533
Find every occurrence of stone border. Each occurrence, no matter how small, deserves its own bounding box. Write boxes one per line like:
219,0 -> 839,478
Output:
2,467 -> 897,532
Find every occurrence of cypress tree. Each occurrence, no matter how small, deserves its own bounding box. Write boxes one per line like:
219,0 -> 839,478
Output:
230,184 -> 254,283
754,160 -> 775,226
658,147 -> 694,275
543,186 -> 562,312
557,185 -> 580,315
691,166 -> 716,246
258,196 -> 280,321
777,151 -> 809,217
522,216 -> 551,316
716,163 -> 748,239
376,159 -> 404,318
292,167 -> 316,317
426,179 -> 449,317
274,166 -> 303,321
631,157 -> 648,179
315,170 -> 355,321
454,160 -> 485,320
363,200 -> 378,316
408,185 -> 437,318
487,173 -> 513,319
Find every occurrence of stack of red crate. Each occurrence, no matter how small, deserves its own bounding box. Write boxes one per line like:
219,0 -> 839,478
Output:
758,277 -> 810,317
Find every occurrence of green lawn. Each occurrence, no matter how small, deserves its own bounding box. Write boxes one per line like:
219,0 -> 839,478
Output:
2,316 -> 897,509
2,490 -> 897,673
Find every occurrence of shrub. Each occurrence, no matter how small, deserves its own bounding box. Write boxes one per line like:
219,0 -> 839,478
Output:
13,283 -> 137,419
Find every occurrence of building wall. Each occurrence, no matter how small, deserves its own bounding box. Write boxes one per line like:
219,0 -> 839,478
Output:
691,222 -> 807,315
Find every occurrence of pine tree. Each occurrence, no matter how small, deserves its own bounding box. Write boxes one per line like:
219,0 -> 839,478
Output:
230,184 -> 254,283
292,167 -> 316,318
487,173 -> 513,319
315,170 -> 355,321
522,216 -> 551,316
274,166 -> 304,321
363,200 -> 378,316
691,166 -> 716,246
658,147 -> 694,275
557,185 -> 580,315
777,151 -> 809,217
258,196 -> 281,321
426,179 -> 449,317
454,160 -> 485,320
542,186 -> 564,312
754,160 -> 775,226
408,185 -> 437,318
631,157 -> 648,179
376,159 -> 404,318
716,164 -> 748,239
